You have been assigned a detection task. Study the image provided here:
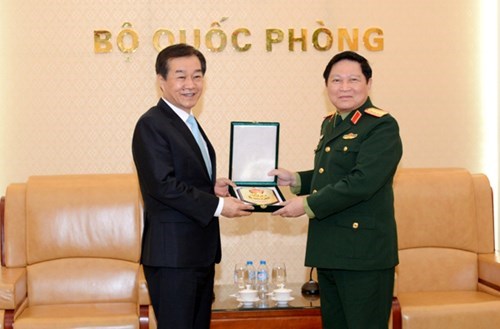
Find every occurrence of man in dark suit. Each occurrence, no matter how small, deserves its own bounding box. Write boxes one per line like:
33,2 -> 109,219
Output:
132,44 -> 253,329
269,51 -> 403,329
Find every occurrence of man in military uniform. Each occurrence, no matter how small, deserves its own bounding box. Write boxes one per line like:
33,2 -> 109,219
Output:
269,51 -> 403,329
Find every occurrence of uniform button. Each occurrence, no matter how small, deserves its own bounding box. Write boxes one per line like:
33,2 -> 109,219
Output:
343,146 -> 348,152
319,168 -> 324,174
325,146 -> 331,152
352,222 -> 359,229
312,189 -> 318,193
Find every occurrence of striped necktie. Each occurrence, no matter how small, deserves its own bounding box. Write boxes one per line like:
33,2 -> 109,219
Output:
186,115 -> 212,178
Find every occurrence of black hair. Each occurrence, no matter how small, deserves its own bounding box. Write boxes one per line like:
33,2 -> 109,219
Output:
322,51 -> 372,84
155,43 -> 207,78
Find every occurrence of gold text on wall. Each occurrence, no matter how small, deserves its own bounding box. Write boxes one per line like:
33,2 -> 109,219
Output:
94,20 -> 384,55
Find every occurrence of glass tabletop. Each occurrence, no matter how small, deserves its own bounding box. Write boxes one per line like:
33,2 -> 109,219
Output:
212,282 -> 321,312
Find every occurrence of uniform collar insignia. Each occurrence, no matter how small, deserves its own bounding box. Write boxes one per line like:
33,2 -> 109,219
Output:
350,110 -> 362,124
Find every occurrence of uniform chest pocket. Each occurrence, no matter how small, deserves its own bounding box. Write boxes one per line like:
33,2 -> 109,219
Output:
333,141 -> 361,154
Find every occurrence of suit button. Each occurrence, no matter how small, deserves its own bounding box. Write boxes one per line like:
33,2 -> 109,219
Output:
343,146 -> 348,152
325,146 -> 331,152
319,168 -> 325,174
352,222 -> 359,229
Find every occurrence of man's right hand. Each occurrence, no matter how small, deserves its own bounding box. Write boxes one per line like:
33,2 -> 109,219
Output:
221,197 -> 254,217
268,168 -> 297,187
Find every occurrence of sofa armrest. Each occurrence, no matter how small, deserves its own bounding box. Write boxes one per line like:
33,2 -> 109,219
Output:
393,270 -> 398,297
0,267 -> 26,310
0,267 -> 27,329
138,265 -> 150,306
478,252 -> 500,292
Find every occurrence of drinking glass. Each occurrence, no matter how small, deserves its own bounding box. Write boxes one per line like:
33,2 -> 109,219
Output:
234,263 -> 248,290
271,262 -> 287,289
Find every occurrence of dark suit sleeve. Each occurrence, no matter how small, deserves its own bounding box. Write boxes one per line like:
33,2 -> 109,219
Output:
132,111 -> 219,227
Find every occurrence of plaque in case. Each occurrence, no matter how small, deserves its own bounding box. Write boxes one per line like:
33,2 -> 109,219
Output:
229,121 -> 285,212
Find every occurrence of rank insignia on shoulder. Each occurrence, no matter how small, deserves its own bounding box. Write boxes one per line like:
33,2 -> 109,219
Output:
365,107 -> 388,117
324,111 -> 336,120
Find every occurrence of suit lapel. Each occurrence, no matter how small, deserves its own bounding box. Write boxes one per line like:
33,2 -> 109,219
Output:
157,100 -> 214,181
157,100 -> 197,148
197,123 -> 216,180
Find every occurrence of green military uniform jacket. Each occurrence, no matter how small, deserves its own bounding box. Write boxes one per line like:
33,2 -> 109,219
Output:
297,97 -> 403,271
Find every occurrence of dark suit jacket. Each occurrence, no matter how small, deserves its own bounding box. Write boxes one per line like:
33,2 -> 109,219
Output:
298,98 -> 403,271
132,99 -> 221,268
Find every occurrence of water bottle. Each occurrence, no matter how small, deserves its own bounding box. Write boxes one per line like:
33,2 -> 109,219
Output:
246,260 -> 256,289
256,260 -> 269,299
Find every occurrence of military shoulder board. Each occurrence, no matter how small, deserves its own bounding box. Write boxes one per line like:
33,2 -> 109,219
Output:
324,111 -> 336,120
365,107 -> 388,118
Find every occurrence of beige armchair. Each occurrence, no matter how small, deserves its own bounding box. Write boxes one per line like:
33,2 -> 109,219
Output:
392,168 -> 500,329
0,174 -> 150,329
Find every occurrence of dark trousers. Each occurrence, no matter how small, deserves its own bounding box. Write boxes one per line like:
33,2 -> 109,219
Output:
144,265 -> 215,329
317,267 -> 394,329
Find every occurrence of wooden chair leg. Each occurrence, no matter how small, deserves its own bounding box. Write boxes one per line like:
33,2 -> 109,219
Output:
392,297 -> 402,329
139,304 -> 149,329
4,309 -> 14,329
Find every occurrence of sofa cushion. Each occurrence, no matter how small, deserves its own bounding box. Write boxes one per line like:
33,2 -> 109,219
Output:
27,258 -> 139,306
25,174 -> 141,264
399,291 -> 500,329
394,168 -> 478,252
397,248 -> 478,293
13,302 -> 139,329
